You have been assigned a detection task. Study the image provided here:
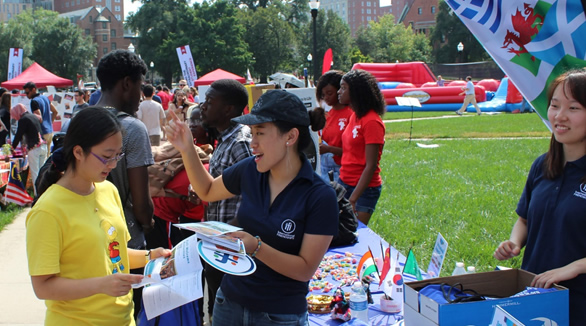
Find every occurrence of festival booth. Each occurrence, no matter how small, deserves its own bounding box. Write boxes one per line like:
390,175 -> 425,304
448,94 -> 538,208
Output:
194,68 -> 246,105
1,62 -> 73,89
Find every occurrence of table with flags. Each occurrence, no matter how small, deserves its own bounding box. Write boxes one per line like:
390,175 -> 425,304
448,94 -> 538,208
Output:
308,223 -> 428,326
0,157 -> 33,206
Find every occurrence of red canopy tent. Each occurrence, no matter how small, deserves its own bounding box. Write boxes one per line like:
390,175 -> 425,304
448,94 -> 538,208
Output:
193,68 -> 245,86
1,62 -> 73,89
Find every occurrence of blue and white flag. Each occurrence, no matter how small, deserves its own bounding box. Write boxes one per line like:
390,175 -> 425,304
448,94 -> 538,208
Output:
447,0 -> 586,122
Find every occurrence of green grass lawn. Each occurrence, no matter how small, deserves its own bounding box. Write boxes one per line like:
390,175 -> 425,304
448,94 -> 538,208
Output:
368,112 -> 552,276
0,203 -> 25,231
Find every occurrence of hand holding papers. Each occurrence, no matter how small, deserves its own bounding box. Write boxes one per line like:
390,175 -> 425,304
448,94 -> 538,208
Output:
175,221 -> 257,275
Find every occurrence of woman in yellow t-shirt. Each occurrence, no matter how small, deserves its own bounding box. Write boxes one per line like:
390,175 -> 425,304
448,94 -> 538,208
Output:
26,107 -> 171,325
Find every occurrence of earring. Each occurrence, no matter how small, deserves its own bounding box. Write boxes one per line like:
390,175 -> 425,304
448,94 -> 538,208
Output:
286,142 -> 289,146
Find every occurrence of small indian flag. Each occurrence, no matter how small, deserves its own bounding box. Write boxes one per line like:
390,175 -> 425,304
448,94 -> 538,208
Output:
357,251 -> 378,280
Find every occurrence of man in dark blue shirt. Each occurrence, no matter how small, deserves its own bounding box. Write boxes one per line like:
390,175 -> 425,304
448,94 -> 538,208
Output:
23,82 -> 58,155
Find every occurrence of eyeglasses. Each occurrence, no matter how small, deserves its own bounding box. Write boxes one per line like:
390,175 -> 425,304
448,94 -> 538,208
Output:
178,84 -> 186,87
91,152 -> 125,166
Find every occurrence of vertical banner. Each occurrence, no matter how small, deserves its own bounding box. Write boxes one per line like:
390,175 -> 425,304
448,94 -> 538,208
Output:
446,0 -> 586,126
176,45 -> 198,87
7,48 -> 23,81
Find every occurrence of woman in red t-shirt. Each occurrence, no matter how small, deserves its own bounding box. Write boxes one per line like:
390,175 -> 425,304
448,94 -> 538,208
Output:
337,69 -> 386,225
316,70 -> 354,183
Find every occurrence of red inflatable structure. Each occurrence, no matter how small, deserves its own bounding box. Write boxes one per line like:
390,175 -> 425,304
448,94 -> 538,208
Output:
352,62 -> 436,86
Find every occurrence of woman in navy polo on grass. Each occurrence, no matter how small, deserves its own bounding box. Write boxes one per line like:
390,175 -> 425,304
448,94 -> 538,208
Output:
166,90 -> 338,326
494,69 -> 586,325
337,69 -> 386,226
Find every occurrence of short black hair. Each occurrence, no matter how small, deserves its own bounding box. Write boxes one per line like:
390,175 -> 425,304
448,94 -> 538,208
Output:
143,84 -> 154,97
163,86 -> 169,92
96,50 -> 147,92
466,76 -> 472,81
23,81 -> 36,90
75,89 -> 85,97
209,79 -> 248,114
156,85 -> 162,91
316,70 -> 344,100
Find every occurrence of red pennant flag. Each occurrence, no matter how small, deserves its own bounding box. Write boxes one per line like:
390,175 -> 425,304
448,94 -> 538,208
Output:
322,48 -> 333,74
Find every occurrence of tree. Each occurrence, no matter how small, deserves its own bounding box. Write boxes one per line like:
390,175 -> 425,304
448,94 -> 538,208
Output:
430,0 -> 490,63
354,14 -> 432,64
190,1 -> 252,76
349,46 -> 372,65
0,9 -> 95,83
33,19 -> 96,81
126,0 -> 195,84
239,6 -> 296,82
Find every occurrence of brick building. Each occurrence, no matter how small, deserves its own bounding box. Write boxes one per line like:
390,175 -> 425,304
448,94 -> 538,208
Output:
319,0 -> 384,36
393,0 -> 438,35
59,6 -> 130,66
0,0 -> 52,23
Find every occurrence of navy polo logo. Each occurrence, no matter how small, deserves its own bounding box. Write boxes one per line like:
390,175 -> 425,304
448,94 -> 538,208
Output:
277,219 -> 296,240
574,184 -> 586,200
281,219 -> 296,234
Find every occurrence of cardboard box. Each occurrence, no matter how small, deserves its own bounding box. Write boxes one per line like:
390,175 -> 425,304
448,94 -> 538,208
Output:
404,269 -> 568,326
245,84 -> 276,110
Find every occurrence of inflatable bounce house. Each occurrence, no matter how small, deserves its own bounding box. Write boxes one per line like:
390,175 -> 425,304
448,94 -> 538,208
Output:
352,62 -> 528,113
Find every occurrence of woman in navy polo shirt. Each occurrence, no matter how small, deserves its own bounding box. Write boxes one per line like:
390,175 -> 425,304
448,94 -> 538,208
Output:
166,90 -> 339,326
494,69 -> 586,325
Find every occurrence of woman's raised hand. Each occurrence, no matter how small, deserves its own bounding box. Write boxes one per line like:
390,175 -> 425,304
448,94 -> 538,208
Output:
165,110 -> 195,153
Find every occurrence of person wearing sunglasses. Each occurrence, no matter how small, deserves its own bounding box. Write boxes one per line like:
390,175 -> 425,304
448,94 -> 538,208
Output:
27,107 -> 171,325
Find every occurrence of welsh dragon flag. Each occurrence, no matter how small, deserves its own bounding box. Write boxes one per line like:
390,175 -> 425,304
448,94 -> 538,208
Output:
447,0 -> 586,124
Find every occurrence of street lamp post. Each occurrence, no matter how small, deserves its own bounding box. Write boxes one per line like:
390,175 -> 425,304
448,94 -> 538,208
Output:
128,43 -> 135,53
307,53 -> 312,87
150,61 -> 154,84
457,42 -> 464,79
309,0 -> 320,85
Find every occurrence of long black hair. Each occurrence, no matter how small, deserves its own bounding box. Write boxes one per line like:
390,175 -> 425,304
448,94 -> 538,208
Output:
341,69 -> 386,119
36,107 -> 123,197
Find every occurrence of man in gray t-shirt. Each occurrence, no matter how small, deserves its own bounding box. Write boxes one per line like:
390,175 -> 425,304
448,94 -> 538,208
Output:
96,50 -> 153,250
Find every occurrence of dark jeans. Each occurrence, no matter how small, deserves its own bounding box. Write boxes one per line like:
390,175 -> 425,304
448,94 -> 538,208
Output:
205,261 -> 225,317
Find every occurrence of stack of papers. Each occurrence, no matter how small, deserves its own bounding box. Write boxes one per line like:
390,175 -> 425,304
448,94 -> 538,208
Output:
175,221 -> 246,257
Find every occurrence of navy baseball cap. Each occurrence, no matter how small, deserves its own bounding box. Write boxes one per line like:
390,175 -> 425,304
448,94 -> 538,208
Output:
232,90 -> 310,127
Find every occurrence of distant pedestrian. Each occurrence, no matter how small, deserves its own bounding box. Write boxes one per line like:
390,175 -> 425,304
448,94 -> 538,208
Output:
137,84 -> 165,146
456,76 -> 481,115
23,81 -> 59,155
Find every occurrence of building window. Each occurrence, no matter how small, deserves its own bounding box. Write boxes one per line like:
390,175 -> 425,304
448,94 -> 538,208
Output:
85,28 -> 90,35
103,47 -> 108,54
431,6 -> 436,14
374,9 -> 376,14
70,1 -> 73,6
418,7 -> 422,15
110,29 -> 116,37
103,35 -> 108,41
77,0 -> 80,4
366,8 -> 371,14
367,16 -> 371,21
7,13 -> 10,19
65,2 -> 68,7
114,5 -> 120,11
22,4 -> 25,9
111,42 -> 116,50
361,8 -> 364,13
102,22 -> 107,29
366,1 -> 371,6
115,14 -> 121,20
89,15 -> 92,22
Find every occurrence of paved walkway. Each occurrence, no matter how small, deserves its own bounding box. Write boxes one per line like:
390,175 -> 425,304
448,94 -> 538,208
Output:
0,207 -> 46,325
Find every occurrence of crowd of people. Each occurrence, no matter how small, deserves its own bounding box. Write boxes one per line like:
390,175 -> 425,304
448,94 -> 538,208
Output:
4,48 -> 583,326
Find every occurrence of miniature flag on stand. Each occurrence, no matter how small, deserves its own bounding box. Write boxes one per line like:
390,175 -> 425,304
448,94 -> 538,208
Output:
382,252 -> 405,307
4,162 -> 32,206
357,250 -> 378,281
379,246 -> 391,283
403,249 -> 423,281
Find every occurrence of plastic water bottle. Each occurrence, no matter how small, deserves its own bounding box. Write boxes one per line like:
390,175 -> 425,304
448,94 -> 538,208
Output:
467,266 -> 476,274
349,281 -> 369,324
452,262 -> 466,276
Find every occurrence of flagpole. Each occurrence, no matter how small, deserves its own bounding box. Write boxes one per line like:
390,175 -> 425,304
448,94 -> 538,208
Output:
367,245 -> 382,281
